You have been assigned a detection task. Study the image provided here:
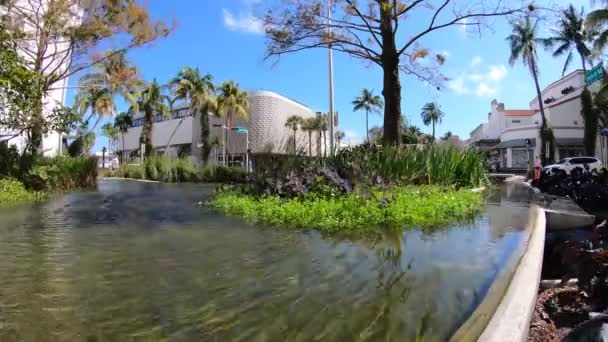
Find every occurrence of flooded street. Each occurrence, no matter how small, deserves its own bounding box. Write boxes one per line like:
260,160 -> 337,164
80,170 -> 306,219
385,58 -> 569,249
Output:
0,180 -> 533,341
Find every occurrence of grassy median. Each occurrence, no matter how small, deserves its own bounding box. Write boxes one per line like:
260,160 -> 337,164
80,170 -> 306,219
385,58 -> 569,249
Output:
212,186 -> 484,233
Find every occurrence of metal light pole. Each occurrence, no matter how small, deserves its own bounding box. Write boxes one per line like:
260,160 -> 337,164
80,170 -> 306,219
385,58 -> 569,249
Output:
328,0 -> 335,156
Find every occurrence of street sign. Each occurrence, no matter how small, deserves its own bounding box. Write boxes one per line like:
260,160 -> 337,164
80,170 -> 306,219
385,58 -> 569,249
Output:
231,127 -> 248,133
586,63 -> 604,85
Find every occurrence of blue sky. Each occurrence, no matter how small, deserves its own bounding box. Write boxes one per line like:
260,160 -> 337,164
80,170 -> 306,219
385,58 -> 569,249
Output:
76,0 -> 592,152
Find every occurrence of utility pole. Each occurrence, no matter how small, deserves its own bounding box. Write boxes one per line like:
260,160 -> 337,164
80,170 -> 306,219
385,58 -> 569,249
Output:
328,0 -> 335,156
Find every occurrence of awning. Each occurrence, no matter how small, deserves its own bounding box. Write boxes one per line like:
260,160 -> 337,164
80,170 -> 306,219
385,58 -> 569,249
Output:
555,138 -> 584,146
497,138 -> 536,149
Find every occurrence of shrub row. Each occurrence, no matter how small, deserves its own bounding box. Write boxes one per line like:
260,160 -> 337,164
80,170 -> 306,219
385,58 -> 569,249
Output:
104,156 -> 248,183
1,144 -> 98,192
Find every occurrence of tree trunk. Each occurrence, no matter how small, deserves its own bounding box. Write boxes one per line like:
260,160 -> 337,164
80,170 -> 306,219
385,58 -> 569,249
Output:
432,121 -> 436,143
323,129 -> 327,158
293,130 -> 297,154
308,131 -> 312,156
531,60 -> 552,164
121,132 -> 125,165
30,97 -> 44,155
366,109 -> 369,143
380,13 -> 402,146
200,111 -> 211,165
143,109 -> 153,157
164,117 -> 185,157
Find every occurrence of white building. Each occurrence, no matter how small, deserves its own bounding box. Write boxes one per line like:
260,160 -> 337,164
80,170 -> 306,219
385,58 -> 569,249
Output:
117,90 -> 327,164
469,69 -> 603,169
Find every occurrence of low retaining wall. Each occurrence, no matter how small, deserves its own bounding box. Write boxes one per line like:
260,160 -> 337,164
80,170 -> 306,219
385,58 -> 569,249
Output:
451,205 -> 546,341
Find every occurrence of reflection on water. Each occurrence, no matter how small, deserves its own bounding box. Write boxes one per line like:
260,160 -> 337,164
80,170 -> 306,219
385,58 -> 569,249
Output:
0,181 -> 533,341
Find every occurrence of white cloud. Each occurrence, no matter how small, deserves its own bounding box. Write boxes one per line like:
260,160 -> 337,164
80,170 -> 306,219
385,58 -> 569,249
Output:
487,64 -> 507,82
447,62 -> 508,98
476,82 -> 496,96
447,77 -> 471,95
470,56 -> 483,67
222,6 -> 264,35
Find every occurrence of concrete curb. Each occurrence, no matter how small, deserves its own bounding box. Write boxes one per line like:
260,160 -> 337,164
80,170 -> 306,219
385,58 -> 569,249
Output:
450,205 -> 544,341
477,205 -> 546,342
99,177 -> 160,183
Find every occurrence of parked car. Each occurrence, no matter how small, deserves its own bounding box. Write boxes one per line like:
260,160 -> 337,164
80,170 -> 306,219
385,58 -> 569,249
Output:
543,157 -> 602,174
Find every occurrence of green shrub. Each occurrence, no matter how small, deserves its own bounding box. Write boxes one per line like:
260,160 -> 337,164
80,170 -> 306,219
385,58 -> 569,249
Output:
0,178 -> 45,206
212,186 -> 484,233
30,156 -> 97,191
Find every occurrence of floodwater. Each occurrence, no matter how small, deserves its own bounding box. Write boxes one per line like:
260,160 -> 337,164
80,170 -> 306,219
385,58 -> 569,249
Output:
0,180 -> 534,341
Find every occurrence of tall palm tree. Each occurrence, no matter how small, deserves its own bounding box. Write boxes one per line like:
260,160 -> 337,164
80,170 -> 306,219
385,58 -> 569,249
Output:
217,81 -> 248,166
169,67 -> 216,162
76,51 -> 142,131
420,102 -> 445,142
318,114 -> 329,158
73,87 -> 116,131
79,51 -> 142,105
545,5 -> 591,76
507,16 -> 554,164
301,117 -> 317,157
133,80 -> 172,157
101,123 -> 119,154
335,130 -> 345,151
586,1 -> 608,55
114,112 -> 133,165
352,89 -> 384,143
285,115 -> 302,154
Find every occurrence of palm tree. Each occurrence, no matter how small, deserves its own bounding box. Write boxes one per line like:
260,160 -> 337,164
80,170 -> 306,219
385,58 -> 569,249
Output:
133,80 -> 172,157
76,51 -> 141,132
301,117 -> 317,156
217,81 -> 248,166
420,102 -> 445,143
318,114 -> 329,157
169,67 -> 216,163
507,16 -> 554,164
114,112 -> 133,165
335,130 -> 345,151
101,123 -> 119,154
440,131 -> 454,141
73,87 -> 116,131
586,1 -> 608,55
79,51 -> 142,105
352,89 -> 384,143
285,115 -> 302,154
545,5 -> 591,76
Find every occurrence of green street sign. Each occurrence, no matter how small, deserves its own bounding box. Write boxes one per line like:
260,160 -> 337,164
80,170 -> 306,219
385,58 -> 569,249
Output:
586,63 -> 604,85
232,127 -> 248,133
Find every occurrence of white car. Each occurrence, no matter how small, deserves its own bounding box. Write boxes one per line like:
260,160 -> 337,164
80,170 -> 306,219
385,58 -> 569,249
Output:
543,157 -> 602,174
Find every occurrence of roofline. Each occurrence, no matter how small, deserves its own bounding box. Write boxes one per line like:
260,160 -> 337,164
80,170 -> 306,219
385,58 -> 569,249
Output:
249,90 -> 314,113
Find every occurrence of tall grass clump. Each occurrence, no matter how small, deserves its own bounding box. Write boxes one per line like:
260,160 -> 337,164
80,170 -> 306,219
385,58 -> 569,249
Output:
331,145 -> 488,188
29,156 -> 97,191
